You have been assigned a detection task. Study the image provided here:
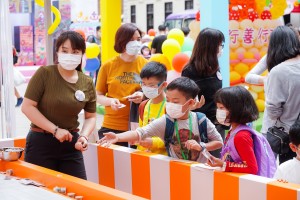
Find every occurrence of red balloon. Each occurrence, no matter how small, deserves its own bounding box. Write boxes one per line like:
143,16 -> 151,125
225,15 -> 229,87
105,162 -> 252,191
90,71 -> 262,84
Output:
172,53 -> 190,73
148,29 -> 156,36
195,11 -> 200,21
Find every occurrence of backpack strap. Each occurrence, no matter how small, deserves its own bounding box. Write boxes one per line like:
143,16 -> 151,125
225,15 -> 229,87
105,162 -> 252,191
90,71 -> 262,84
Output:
164,114 -> 175,157
138,99 -> 150,123
196,112 -> 208,143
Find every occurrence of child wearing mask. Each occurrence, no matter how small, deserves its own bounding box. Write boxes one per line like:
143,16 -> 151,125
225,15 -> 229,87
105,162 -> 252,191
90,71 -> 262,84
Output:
274,120 -> 300,184
98,77 -> 223,163
208,86 -> 276,177
137,61 -> 168,155
140,46 -> 151,59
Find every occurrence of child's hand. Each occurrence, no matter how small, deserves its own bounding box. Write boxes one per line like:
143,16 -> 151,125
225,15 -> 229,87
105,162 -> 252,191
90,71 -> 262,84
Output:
110,98 -> 122,110
139,138 -> 153,149
207,156 -> 224,167
185,140 -> 201,151
97,132 -> 118,147
127,91 -> 144,104
191,95 -> 205,110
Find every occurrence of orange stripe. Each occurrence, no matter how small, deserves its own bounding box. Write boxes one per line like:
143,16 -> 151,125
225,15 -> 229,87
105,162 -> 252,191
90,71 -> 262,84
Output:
267,181 -> 298,200
98,145 -> 115,188
0,160 -> 146,200
214,172 -> 244,200
14,138 -> 26,160
170,161 -> 194,200
131,151 -> 152,199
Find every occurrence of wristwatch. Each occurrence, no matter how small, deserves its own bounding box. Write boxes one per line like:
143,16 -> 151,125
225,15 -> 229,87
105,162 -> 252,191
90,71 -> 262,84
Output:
199,142 -> 206,152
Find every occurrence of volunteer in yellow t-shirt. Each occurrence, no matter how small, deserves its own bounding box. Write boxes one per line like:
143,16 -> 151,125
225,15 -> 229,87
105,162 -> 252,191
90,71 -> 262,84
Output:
96,23 -> 148,147
137,61 -> 168,155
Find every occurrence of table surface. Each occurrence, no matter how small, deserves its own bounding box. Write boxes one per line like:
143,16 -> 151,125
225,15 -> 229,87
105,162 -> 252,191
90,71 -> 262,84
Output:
0,174 -> 70,200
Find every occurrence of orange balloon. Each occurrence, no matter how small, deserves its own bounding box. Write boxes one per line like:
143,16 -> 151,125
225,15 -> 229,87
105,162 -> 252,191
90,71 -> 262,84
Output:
172,53 -> 190,73
148,29 -> 156,37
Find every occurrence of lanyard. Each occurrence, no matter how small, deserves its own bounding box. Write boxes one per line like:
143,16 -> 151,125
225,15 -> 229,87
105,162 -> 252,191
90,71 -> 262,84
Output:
174,113 -> 192,160
146,98 -> 166,123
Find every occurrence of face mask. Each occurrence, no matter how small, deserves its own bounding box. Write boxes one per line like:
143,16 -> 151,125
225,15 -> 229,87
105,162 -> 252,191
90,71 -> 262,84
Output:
58,53 -> 82,70
142,86 -> 159,99
217,48 -> 223,58
216,109 -> 231,126
166,101 -> 189,119
126,40 -> 141,55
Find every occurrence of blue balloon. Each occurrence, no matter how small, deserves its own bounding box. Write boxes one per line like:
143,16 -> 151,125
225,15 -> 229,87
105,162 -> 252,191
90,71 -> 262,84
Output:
85,58 -> 100,72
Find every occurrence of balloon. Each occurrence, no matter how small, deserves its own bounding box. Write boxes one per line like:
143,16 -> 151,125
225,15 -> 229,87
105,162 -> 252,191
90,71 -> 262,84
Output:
85,58 -> 100,72
250,85 -> 264,93
181,37 -> 194,52
149,54 -> 172,71
86,43 -> 100,59
35,0 -> 61,35
148,29 -> 156,36
162,39 -> 181,63
234,63 -> 249,76
167,29 -> 185,46
172,53 -> 190,73
256,99 -> 265,112
183,51 -> 192,57
230,71 -> 241,82
249,90 -> 258,100
167,70 -> 181,84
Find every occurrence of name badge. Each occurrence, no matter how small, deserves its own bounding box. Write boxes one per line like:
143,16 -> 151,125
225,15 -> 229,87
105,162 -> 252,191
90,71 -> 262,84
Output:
75,90 -> 85,101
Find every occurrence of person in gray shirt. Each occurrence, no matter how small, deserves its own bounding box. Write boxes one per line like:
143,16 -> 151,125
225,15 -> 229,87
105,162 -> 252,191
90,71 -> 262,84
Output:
265,26 -> 300,164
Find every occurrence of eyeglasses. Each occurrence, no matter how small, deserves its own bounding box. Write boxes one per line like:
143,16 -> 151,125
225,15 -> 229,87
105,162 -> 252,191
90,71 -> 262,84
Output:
220,44 -> 224,49
140,81 -> 163,88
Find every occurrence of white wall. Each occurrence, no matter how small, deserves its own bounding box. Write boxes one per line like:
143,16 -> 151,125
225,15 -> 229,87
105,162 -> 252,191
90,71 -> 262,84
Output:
123,0 -> 199,32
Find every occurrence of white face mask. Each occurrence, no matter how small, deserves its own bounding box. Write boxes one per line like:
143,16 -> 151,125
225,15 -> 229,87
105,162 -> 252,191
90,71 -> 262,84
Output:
58,53 -> 82,70
217,48 -> 223,58
216,109 -> 230,126
166,102 -> 189,119
126,40 -> 142,55
142,86 -> 159,99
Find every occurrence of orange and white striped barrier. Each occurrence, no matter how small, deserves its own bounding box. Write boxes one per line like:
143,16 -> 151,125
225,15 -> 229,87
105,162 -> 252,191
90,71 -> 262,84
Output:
1,138 -> 300,200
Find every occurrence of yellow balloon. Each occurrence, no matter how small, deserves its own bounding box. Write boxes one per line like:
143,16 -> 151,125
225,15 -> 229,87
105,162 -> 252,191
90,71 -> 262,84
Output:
230,71 -> 241,82
258,92 -> 265,100
234,63 -> 249,76
35,0 -> 61,35
162,39 -> 181,63
250,85 -> 264,93
256,99 -> 265,112
149,54 -> 172,71
167,29 -> 185,46
249,90 -> 258,100
86,43 -> 100,59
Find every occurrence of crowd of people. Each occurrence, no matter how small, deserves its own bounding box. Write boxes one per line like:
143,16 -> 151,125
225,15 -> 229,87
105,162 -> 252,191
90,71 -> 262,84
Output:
17,23 -> 300,185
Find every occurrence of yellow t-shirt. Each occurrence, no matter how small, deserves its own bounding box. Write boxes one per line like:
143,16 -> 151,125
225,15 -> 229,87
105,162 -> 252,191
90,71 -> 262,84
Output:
96,55 -> 148,131
138,99 -> 167,155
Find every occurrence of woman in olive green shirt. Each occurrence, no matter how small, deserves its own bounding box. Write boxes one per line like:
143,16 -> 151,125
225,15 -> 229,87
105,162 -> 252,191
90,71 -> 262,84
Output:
21,31 -> 96,179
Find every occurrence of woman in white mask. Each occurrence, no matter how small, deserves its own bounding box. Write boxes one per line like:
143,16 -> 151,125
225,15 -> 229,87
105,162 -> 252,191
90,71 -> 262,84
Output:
96,23 -> 148,147
182,28 -> 226,158
22,31 -> 96,180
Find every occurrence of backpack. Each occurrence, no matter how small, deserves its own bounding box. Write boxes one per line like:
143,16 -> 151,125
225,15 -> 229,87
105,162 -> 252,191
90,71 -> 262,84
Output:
164,112 -> 208,157
221,125 -> 276,178
138,99 -> 150,123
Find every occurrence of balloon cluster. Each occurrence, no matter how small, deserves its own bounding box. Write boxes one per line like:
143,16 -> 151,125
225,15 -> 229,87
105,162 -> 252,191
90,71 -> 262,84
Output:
148,28 -> 195,83
229,18 -> 281,112
84,43 -> 100,72
229,0 -> 288,21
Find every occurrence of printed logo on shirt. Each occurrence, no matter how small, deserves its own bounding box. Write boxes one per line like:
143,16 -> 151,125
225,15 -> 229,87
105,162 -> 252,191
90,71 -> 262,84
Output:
170,129 -> 200,161
115,72 -> 141,84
